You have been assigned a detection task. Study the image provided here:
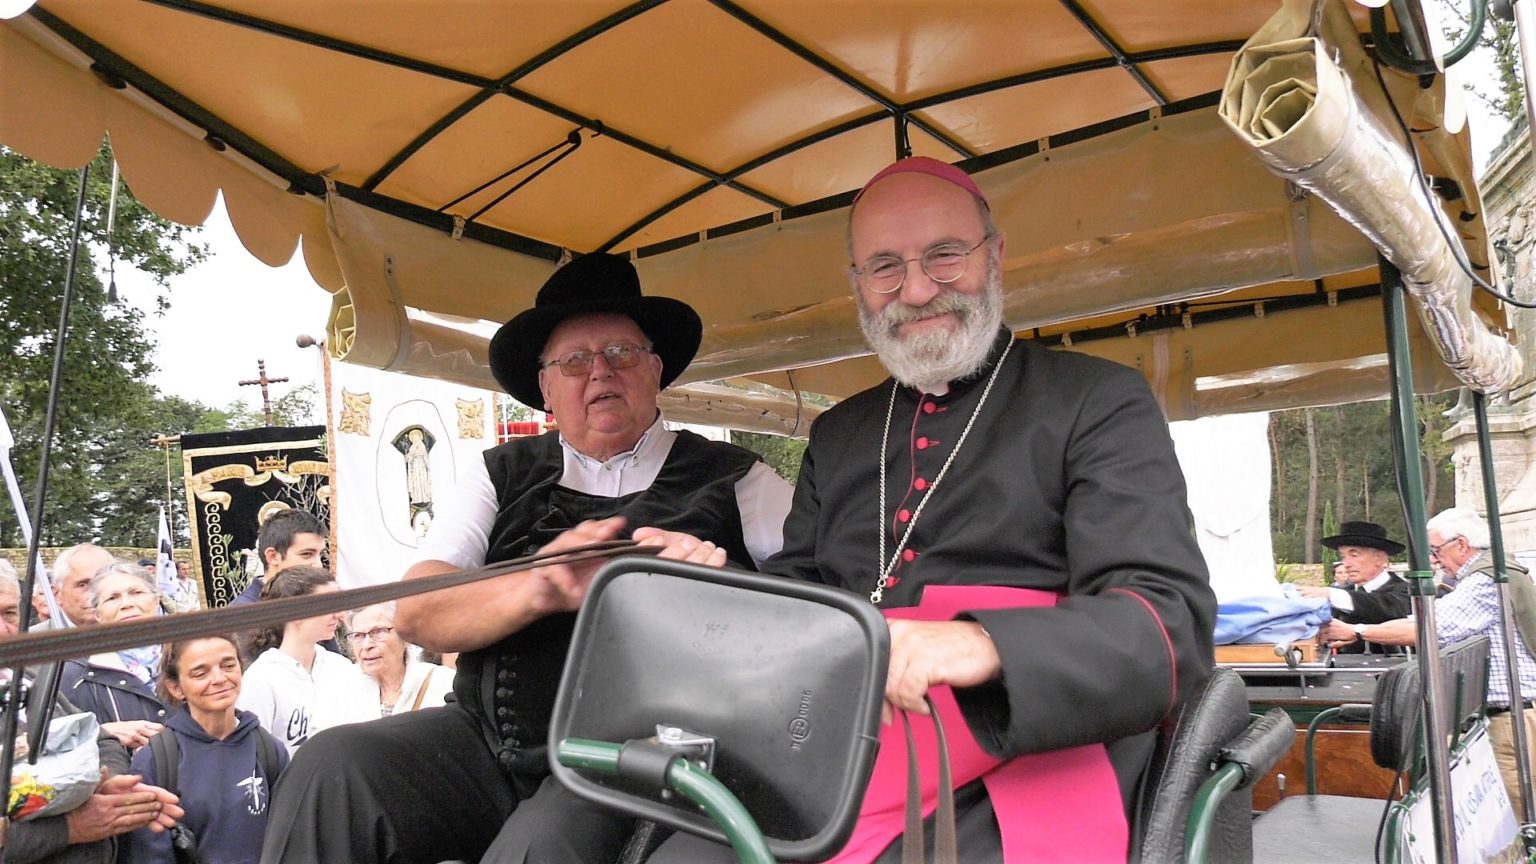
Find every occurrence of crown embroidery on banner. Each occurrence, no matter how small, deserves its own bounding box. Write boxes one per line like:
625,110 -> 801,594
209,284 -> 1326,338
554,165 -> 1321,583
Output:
254,454 -> 289,474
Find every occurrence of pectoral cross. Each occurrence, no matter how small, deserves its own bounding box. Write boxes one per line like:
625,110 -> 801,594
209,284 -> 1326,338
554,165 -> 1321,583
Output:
239,359 -> 289,427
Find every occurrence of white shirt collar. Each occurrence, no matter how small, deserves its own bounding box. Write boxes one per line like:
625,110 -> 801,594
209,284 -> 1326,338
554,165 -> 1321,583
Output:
1359,570 -> 1394,593
558,413 -> 666,470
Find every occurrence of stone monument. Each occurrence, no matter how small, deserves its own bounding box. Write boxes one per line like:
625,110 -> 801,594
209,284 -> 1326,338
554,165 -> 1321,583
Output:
1445,123 -> 1536,553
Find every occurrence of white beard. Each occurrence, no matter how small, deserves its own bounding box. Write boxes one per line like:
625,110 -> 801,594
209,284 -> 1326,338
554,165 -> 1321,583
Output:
857,256 -> 1004,393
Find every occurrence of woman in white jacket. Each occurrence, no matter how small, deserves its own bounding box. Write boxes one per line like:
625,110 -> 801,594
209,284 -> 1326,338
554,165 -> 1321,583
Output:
236,566 -> 373,752
346,602 -> 452,717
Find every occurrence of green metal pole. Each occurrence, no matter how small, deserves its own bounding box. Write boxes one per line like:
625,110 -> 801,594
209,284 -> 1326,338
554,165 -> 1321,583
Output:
1184,764 -> 1243,864
1474,392 -> 1536,844
1381,257 -> 1457,863
556,738 -> 775,864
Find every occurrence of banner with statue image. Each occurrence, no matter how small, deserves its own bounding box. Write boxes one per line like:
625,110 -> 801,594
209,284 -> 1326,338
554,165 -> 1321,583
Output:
180,426 -> 331,607
330,363 -> 496,589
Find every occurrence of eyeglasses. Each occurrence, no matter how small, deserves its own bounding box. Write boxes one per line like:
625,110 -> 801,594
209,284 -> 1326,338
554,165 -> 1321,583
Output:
346,626 -> 395,646
851,236 -> 994,295
541,342 -> 652,378
1429,538 -> 1462,558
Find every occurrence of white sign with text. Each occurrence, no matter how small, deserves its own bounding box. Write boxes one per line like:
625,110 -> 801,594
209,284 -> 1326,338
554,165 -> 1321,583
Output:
1403,725 -> 1517,863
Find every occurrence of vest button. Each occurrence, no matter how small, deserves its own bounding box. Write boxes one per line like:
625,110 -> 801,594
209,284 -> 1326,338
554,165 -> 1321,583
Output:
913,477 -> 927,491
897,509 -> 911,524
902,549 -> 918,563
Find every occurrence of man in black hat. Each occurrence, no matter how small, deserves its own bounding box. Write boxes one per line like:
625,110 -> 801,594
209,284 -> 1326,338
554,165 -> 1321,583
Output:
1321,508 -> 1536,812
1298,520 -> 1412,654
259,253 -> 794,864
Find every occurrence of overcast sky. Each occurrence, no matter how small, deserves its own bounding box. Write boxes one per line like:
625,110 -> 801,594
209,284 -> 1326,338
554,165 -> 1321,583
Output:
122,204 -> 331,418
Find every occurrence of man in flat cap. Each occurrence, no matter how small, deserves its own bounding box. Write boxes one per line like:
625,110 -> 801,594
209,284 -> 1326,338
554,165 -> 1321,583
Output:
1299,520 -> 1412,654
261,253 -> 793,864
638,157 -> 1215,862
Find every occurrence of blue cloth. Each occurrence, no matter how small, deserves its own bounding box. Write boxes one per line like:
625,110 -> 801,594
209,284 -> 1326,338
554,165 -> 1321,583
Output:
1214,585 -> 1332,645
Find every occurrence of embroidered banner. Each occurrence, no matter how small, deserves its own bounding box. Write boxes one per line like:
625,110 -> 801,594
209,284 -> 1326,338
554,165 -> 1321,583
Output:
180,426 -> 331,607
329,363 -> 496,589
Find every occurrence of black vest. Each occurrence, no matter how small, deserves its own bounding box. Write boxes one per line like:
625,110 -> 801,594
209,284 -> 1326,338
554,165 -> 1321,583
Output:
453,428 -> 760,779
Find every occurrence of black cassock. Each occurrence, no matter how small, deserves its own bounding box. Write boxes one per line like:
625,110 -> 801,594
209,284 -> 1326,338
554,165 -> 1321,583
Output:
753,331 -> 1213,859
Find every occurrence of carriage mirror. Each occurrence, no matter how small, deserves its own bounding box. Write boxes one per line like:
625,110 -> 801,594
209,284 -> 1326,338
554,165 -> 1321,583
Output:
548,557 -> 888,861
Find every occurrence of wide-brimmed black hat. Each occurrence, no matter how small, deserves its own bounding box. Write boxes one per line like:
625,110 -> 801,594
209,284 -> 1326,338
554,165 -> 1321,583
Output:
488,253 -> 702,409
1321,520 -> 1405,555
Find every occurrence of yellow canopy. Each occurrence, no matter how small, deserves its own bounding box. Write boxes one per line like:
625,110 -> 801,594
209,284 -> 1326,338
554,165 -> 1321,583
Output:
0,0 -> 1511,431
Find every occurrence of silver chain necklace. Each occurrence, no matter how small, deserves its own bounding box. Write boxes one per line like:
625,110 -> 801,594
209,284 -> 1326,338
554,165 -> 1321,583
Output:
872,341 -> 1013,604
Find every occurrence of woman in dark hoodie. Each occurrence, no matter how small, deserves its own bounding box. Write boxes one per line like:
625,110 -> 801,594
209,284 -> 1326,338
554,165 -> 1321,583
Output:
118,635 -> 289,864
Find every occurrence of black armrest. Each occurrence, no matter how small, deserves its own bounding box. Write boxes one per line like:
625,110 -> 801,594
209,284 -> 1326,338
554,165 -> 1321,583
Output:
1218,708 -> 1295,789
1335,703 -> 1373,723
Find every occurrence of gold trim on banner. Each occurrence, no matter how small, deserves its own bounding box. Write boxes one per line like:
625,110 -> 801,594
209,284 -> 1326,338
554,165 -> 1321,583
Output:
181,435 -> 329,608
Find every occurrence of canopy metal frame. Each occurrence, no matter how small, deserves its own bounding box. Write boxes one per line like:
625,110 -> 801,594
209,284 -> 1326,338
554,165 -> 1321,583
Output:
1382,257 -> 1456,861
25,1 -> 1246,258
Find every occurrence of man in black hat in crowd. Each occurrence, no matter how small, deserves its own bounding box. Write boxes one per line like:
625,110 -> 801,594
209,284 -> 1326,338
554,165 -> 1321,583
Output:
1298,520 -> 1412,654
259,253 -> 794,864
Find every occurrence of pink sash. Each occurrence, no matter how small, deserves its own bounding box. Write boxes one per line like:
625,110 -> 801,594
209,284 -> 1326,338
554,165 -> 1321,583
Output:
825,585 -> 1128,863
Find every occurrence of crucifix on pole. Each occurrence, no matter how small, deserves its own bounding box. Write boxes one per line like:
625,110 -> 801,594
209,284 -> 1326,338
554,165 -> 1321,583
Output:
239,359 -> 289,426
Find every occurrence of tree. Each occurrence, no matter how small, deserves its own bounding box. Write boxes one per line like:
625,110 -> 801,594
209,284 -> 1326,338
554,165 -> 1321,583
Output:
95,388 -> 213,547
0,144 -> 207,546
1304,409 -> 1319,563
731,431 -> 808,485
215,382 -> 323,430
1268,393 -> 1457,563
1438,1 -> 1525,124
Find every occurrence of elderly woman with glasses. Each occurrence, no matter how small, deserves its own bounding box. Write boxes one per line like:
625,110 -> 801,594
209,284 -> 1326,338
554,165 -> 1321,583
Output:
346,603 -> 452,717
60,561 -> 171,749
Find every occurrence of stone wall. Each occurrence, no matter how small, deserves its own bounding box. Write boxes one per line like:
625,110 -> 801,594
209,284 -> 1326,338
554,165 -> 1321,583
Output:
1447,124 -> 1536,552
0,547 -> 194,577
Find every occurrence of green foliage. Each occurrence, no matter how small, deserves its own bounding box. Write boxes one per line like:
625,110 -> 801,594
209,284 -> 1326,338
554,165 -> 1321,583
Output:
1438,2 -> 1524,123
214,382 -> 322,429
1486,18 -> 1524,124
1268,394 -> 1457,566
0,144 -> 208,547
731,431 -> 808,485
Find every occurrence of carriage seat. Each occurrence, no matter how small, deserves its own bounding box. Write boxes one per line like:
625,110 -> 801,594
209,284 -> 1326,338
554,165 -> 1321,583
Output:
1249,635 -> 1492,864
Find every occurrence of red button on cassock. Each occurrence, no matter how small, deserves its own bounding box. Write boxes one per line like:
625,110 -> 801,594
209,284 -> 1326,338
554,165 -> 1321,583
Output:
902,549 -> 917,562
897,509 -> 911,523
922,402 -> 936,415
916,437 -> 929,450
914,477 -> 928,491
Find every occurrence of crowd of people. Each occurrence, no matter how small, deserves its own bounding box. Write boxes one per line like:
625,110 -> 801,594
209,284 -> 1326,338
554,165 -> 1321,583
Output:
0,511 -> 455,864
